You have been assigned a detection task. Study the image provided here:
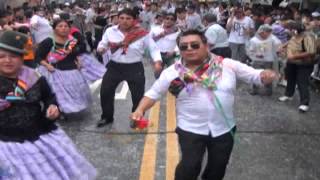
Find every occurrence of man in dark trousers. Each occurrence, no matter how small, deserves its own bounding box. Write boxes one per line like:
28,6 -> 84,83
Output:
97,8 -> 162,127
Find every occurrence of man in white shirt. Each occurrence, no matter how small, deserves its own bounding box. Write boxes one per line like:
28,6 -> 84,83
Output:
30,6 -> 53,45
149,12 -> 180,69
175,7 -> 187,31
131,29 -> 277,180
160,0 -> 176,13
226,7 -> 255,63
203,14 -> 231,58
247,24 -> 282,95
216,2 -> 229,28
186,4 -> 204,31
85,3 -> 97,51
150,13 -> 164,30
139,2 -> 153,31
150,2 -> 159,25
96,8 -> 162,127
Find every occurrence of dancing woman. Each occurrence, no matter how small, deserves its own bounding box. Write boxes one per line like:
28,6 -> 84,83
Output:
0,30 -> 96,180
35,19 -> 92,114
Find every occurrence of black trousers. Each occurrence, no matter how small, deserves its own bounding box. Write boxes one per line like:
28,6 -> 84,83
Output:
85,31 -> 94,52
100,61 -> 145,121
210,47 -> 232,58
285,63 -> 313,105
24,60 -> 37,69
154,53 -> 175,79
175,127 -> 235,180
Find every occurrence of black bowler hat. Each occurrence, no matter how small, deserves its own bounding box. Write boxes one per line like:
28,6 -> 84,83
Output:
0,31 -> 28,55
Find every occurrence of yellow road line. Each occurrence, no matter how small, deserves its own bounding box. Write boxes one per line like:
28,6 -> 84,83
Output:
139,101 -> 160,180
166,93 -> 179,180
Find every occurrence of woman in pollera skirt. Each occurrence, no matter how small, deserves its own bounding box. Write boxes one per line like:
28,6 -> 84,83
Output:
0,30 -> 97,179
35,19 -> 93,114
59,12 -> 106,84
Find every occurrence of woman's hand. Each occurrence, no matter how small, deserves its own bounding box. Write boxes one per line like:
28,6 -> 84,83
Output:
97,47 -> 106,54
46,104 -> 60,120
46,64 -> 55,72
76,57 -> 82,70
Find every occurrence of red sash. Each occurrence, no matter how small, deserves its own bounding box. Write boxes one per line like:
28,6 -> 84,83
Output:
109,25 -> 149,54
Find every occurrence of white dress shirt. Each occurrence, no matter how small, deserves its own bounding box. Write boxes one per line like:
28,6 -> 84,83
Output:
30,15 -> 53,44
145,57 -> 263,137
98,25 -> 162,64
85,8 -> 96,24
139,11 -> 153,30
149,25 -> 180,53
161,3 -> 176,13
186,13 -> 204,30
205,23 -> 229,49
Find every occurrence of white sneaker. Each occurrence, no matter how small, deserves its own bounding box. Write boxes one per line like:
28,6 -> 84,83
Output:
278,80 -> 287,87
278,96 -> 293,102
298,105 -> 309,112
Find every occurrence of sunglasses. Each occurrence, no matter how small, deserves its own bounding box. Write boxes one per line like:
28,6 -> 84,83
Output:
179,42 -> 201,51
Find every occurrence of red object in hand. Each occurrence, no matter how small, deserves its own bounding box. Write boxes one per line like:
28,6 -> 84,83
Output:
130,117 -> 149,129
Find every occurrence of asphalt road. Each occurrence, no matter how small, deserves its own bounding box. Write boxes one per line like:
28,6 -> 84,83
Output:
59,59 -> 320,180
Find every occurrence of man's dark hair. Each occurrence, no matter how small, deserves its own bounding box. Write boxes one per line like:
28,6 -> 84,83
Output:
13,7 -> 22,14
5,10 -> 13,16
165,12 -> 177,21
220,2 -> 228,9
118,8 -> 137,19
33,6 -> 45,13
0,11 -> 6,18
22,2 -> 29,10
59,13 -> 72,22
203,14 -> 217,23
151,2 -> 158,7
288,21 -> 305,34
176,29 -> 207,46
24,8 -> 33,19
175,7 -> 186,15
17,26 -> 30,34
186,4 -> 196,11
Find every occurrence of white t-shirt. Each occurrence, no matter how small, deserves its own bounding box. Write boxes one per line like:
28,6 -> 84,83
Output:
246,34 -> 281,62
228,16 -> 254,44
205,23 -> 229,49
30,15 -> 53,44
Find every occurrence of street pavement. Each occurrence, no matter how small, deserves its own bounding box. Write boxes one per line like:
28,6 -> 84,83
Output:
58,59 -> 320,180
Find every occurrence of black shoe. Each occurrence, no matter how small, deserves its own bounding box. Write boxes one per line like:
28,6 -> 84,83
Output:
96,118 -> 113,128
59,113 -> 68,121
249,90 -> 258,96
